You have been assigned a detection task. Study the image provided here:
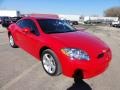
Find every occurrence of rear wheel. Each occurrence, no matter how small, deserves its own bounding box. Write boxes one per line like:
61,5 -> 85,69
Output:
41,49 -> 61,76
9,34 -> 18,48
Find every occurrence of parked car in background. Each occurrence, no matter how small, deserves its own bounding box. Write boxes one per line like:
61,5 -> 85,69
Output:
11,17 -> 22,23
7,16 -> 112,79
110,21 -> 120,28
71,21 -> 79,25
1,17 -> 12,27
0,17 -> 3,24
0,17 -> 8,24
1,16 -> 22,28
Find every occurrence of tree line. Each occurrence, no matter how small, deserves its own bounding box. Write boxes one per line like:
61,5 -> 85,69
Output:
104,7 -> 120,19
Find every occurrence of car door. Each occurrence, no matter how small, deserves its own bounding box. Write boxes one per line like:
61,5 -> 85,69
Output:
15,19 -> 40,58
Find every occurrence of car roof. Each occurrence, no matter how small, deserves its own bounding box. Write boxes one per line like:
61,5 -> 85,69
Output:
25,14 -> 59,19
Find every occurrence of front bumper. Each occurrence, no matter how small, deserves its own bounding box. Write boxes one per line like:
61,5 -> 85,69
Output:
63,60 -> 110,79
59,49 -> 112,79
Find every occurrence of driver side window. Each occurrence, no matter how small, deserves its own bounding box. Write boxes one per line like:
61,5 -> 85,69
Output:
17,19 -> 40,36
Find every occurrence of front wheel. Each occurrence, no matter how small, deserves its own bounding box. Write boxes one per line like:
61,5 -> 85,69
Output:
41,49 -> 61,76
9,34 -> 18,48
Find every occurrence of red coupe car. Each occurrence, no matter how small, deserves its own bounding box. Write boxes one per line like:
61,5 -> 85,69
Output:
7,16 -> 112,79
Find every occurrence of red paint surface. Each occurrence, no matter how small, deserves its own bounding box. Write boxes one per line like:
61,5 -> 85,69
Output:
8,16 -> 112,79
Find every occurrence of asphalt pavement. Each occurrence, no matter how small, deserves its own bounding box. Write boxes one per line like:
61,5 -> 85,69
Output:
0,25 -> 120,90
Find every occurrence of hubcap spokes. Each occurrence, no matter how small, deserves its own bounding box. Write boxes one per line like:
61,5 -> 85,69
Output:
43,54 -> 56,74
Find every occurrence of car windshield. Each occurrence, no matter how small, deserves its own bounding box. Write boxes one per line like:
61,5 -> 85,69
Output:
37,19 -> 76,34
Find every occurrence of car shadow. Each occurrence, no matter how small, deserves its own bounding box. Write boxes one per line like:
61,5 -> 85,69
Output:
67,70 -> 92,90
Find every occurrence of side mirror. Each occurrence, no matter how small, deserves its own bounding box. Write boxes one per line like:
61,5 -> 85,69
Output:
23,27 -> 31,34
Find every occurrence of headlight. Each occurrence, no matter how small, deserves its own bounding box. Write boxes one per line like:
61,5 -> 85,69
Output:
61,48 -> 90,61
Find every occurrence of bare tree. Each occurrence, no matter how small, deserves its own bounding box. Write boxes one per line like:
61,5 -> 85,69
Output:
104,7 -> 120,18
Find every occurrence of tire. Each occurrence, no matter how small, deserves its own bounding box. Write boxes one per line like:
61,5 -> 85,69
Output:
9,34 -> 18,48
41,49 -> 61,76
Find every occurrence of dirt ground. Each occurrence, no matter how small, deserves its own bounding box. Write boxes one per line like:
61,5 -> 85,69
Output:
0,25 -> 120,90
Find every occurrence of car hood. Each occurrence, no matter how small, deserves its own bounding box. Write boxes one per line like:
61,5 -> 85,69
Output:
49,31 -> 109,59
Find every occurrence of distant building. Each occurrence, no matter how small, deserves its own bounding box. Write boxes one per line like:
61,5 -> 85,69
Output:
0,10 -> 20,17
84,16 -> 119,24
58,14 -> 81,22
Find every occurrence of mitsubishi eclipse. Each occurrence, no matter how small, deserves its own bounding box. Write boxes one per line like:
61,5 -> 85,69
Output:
7,16 -> 112,79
